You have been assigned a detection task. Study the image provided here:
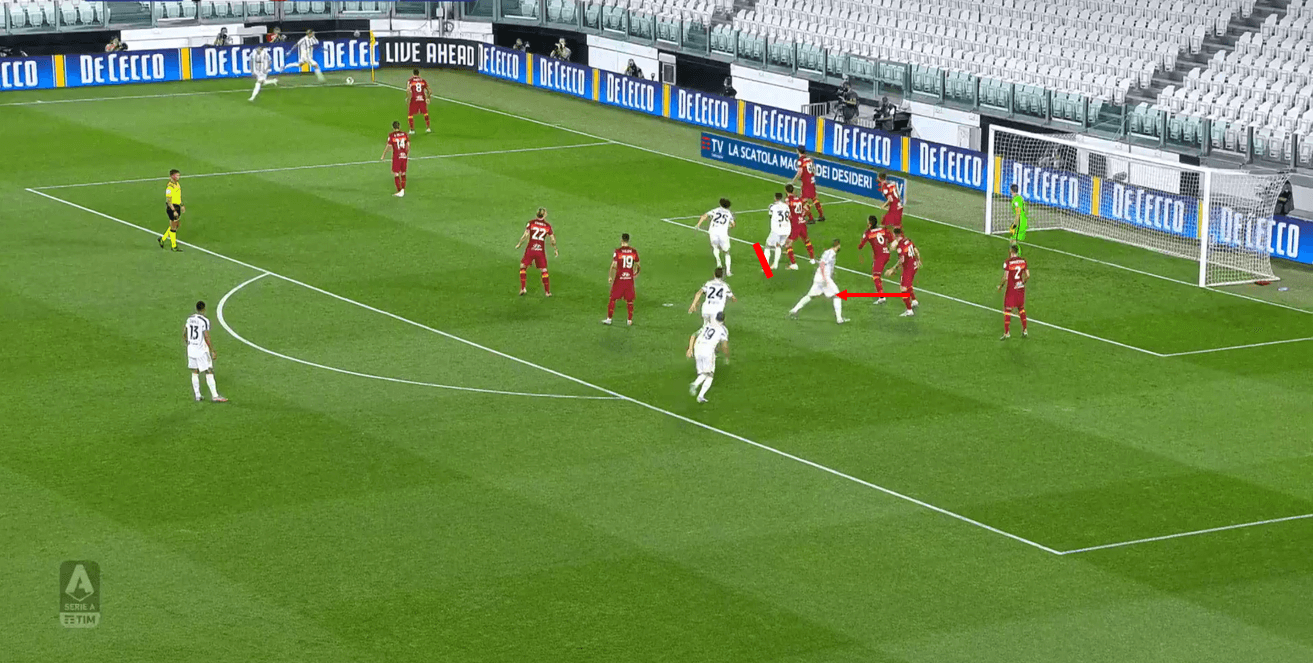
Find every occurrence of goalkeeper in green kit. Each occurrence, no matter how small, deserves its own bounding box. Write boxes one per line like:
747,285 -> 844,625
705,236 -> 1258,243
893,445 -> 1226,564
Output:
1009,183 -> 1028,243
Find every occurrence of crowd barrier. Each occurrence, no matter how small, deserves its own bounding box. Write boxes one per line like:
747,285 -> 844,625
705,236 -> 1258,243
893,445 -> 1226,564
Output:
2,36 -> 1306,264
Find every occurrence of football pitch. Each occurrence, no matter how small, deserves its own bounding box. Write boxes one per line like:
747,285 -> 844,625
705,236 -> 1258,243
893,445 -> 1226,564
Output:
3,69 -> 1313,661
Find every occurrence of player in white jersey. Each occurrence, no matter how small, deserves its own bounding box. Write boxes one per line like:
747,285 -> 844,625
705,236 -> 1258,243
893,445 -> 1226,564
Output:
693,197 -> 735,276
248,46 -> 278,102
765,192 -> 792,270
295,30 -> 326,82
184,301 -> 228,402
688,267 -> 737,322
686,310 -> 729,403
788,238 -> 848,324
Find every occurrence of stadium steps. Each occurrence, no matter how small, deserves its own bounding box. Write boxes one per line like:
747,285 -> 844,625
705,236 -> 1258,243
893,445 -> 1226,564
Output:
1126,0 -> 1293,106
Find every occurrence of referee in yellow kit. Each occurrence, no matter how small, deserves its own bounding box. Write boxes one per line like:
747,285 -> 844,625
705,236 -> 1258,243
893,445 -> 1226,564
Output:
159,169 -> 184,252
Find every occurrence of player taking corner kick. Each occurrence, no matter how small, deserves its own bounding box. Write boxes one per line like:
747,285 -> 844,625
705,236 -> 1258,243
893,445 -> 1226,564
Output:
380,121 -> 409,197
406,69 -> 432,134
516,208 -> 557,296
604,233 -> 640,325
998,244 -> 1030,339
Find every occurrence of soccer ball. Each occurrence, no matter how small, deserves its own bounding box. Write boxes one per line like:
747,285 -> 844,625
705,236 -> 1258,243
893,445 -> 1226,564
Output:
345,77 -> 355,86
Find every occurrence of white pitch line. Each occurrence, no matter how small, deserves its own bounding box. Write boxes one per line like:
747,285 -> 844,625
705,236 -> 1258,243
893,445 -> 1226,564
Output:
381,81 -> 1313,319
0,81 -> 363,107
216,272 -> 620,400
1058,512 -> 1313,555
659,217 -> 1166,357
1159,336 -> 1313,357
31,142 -> 612,190
661,200 -> 859,221
27,187 -> 1063,556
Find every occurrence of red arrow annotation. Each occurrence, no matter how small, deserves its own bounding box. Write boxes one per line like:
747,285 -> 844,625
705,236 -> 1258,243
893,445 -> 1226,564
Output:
836,290 -> 910,300
752,243 -> 773,278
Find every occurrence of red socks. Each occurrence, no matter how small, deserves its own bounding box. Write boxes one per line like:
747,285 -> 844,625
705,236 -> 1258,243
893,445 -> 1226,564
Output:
607,299 -> 617,318
904,290 -> 915,310
626,301 -> 633,321
786,247 -> 796,264
1004,312 -> 1011,333
541,272 -> 551,294
394,176 -> 403,192
1019,310 -> 1027,331
407,116 -> 414,130
400,174 -> 406,189
425,115 -> 431,129
813,201 -> 825,218
519,269 -> 527,290
804,240 -> 815,259
872,275 -> 882,292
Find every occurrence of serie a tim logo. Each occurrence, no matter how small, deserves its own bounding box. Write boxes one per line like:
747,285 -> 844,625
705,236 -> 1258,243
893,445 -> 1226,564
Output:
59,561 -> 100,628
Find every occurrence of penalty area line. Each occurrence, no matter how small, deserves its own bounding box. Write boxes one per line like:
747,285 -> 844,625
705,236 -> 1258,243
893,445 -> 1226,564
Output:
660,217 -> 1165,358
1058,512 -> 1313,555
1159,336 -> 1313,357
28,186 -> 1062,557
216,273 -> 620,400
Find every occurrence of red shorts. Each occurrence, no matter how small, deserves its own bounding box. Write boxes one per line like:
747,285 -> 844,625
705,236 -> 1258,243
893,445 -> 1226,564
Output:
1004,291 -> 1026,310
610,280 -> 635,302
409,99 -> 428,116
789,221 -> 809,241
873,256 -> 890,276
522,251 -> 547,270
883,206 -> 903,227
801,181 -> 816,200
900,266 -> 917,288
391,156 -> 408,173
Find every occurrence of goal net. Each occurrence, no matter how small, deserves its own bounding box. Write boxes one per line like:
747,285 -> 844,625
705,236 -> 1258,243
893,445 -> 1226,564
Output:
984,126 -> 1289,287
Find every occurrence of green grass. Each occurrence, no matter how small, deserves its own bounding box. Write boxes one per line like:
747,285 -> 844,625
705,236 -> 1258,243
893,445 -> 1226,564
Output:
3,71 -> 1313,662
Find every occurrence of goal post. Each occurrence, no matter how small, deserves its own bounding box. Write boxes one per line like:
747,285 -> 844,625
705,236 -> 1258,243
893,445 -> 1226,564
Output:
984,125 -> 1289,287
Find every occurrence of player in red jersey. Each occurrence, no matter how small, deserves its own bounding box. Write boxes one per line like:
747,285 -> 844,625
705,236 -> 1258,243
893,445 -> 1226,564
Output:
790,146 -> 826,223
603,233 -> 641,326
783,183 -> 816,267
405,69 -> 432,135
856,215 -> 895,302
379,121 -> 409,198
884,227 -> 921,316
877,172 -> 903,228
997,244 -> 1029,339
515,207 -> 557,296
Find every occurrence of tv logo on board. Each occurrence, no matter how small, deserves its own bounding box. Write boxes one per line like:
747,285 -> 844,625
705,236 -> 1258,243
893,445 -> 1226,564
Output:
479,45 -> 520,81
749,106 -> 809,146
79,52 -> 167,84
674,88 -> 732,130
537,58 -> 587,96
1107,182 -> 1189,234
1012,163 -> 1083,211
1,59 -> 40,89
59,561 -> 100,628
915,142 -> 983,189
829,124 -> 894,168
601,72 -> 656,113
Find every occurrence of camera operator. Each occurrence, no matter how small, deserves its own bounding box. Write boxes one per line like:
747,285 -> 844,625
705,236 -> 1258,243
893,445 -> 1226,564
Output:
722,77 -> 737,98
550,39 -> 572,61
214,27 -> 231,46
836,78 -> 859,124
624,58 -> 644,79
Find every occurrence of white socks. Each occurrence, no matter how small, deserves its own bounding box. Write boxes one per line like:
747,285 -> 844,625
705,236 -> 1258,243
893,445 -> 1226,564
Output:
697,376 -> 714,399
791,295 -> 812,313
724,253 -> 731,274
205,373 -> 220,399
713,249 -> 723,268
191,374 -> 202,399
832,297 -> 844,322
770,246 -> 781,268
250,81 -> 262,100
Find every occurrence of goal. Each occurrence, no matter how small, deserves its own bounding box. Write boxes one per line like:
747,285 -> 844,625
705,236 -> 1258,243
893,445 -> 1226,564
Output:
983,126 -> 1289,287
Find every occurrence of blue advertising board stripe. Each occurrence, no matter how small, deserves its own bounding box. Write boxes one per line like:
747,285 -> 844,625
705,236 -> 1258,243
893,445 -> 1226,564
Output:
531,55 -> 592,100
597,69 -> 662,117
478,44 -> 526,84
1,55 -> 57,90
65,49 -> 182,87
189,40 -> 374,81
701,132 -> 904,203
665,85 -> 737,133
821,120 -> 901,171
907,138 -> 987,191
740,100 -> 815,150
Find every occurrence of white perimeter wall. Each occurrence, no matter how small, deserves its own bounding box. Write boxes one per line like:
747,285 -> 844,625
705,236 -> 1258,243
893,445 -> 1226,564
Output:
907,100 -> 980,150
370,19 -> 492,42
122,24 -> 265,49
586,35 -> 658,78
729,64 -> 808,111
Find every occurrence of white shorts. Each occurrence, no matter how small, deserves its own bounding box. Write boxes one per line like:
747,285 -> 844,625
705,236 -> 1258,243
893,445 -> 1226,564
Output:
709,233 -> 730,252
187,349 -> 213,372
255,71 -> 270,83
807,279 -> 840,298
767,232 -> 789,248
694,348 -> 717,374
701,304 -> 724,322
